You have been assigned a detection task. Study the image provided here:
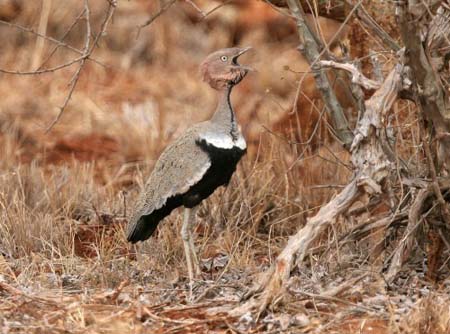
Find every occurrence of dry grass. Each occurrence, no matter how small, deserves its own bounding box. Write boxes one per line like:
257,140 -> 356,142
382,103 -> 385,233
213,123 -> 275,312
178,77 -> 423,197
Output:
1,1 -> 450,333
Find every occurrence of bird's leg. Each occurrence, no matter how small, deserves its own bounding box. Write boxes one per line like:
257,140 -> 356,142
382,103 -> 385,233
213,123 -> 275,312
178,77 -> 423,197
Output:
187,206 -> 201,276
181,208 -> 195,297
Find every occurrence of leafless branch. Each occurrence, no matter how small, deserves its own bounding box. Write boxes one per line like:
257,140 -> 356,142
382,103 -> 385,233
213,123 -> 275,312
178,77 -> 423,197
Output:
318,60 -> 381,90
137,0 -> 177,38
185,0 -> 234,19
287,0 -> 354,148
45,0 -> 116,132
0,19 -> 106,68
386,188 -> 427,282
37,8 -> 86,70
419,114 -> 450,224
0,56 -> 85,75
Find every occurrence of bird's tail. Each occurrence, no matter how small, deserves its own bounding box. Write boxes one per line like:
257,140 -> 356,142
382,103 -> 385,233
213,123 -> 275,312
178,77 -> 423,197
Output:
127,214 -> 160,243
127,195 -> 183,243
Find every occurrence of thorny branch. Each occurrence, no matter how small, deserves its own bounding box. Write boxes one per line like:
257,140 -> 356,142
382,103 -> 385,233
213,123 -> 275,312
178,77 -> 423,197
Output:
46,0 -> 117,132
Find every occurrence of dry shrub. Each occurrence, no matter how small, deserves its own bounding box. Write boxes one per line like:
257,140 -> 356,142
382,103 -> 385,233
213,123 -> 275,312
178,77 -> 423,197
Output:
394,296 -> 450,334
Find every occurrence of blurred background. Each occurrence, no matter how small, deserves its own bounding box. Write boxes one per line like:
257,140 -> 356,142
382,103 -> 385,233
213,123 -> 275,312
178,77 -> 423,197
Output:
0,0 -> 360,164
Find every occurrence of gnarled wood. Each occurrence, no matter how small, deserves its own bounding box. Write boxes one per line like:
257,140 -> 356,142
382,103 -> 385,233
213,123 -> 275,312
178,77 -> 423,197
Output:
237,60 -> 405,316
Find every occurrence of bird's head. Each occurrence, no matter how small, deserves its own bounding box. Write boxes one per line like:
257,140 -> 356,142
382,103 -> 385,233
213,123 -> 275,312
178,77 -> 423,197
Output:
200,47 -> 253,90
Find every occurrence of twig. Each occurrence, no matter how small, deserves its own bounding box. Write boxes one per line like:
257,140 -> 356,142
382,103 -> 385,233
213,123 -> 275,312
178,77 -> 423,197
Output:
291,290 -> 376,312
0,281 -> 61,306
0,19 -> 106,68
93,279 -> 130,302
45,0 -> 116,132
0,56 -> 84,75
37,8 -> 87,70
45,0 -> 91,132
137,0 -> 177,38
143,306 -> 195,325
185,0 -> 234,18
320,273 -> 368,298
385,188 -> 430,282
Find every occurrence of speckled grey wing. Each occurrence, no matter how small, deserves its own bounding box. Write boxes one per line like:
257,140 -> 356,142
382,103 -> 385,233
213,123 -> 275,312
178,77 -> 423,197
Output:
127,128 -> 211,243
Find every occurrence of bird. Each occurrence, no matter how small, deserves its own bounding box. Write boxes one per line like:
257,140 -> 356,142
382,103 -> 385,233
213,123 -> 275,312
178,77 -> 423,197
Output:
127,47 -> 253,288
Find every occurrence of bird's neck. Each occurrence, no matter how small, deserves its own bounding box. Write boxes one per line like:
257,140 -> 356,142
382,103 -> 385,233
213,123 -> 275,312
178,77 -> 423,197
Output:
210,86 -> 238,136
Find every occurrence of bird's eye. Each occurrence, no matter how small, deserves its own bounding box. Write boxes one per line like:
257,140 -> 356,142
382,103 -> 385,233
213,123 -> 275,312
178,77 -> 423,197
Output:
220,55 -> 228,62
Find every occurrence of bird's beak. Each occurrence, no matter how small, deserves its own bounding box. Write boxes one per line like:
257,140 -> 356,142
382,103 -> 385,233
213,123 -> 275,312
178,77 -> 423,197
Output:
233,46 -> 254,72
237,46 -> 253,56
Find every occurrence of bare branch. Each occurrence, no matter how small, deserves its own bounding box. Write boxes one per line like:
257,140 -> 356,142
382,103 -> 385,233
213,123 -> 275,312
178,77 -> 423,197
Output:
318,60 -> 381,90
45,0 -> 116,132
0,56 -> 84,75
37,8 -> 86,70
427,3 -> 450,57
185,0 -> 234,19
0,19 -> 106,68
419,114 -> 450,224
396,0 -> 450,178
386,188 -> 430,282
287,0 -> 354,147
137,0 -> 177,38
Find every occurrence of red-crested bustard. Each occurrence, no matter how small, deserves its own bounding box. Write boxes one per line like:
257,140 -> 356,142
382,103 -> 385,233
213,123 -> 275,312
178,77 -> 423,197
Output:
127,47 -> 252,289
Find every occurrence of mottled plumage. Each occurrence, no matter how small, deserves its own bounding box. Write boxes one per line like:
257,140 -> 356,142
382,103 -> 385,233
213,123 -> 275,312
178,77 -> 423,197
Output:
126,47 -> 253,291
127,121 -> 246,242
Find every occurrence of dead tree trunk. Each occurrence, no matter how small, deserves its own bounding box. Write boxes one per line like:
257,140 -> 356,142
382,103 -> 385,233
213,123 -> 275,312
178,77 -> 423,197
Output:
237,60 -> 407,315
232,0 -> 450,316
384,0 -> 450,281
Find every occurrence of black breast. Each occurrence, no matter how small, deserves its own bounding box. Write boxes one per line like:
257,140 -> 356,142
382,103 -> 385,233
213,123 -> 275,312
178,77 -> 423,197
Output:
127,138 -> 246,242
182,139 -> 246,208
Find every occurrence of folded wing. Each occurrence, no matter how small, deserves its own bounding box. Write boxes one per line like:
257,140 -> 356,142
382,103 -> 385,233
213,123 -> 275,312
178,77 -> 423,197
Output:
127,129 -> 211,243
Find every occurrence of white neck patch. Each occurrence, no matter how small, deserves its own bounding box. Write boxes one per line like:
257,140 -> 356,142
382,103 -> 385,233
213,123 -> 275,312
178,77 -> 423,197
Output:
199,132 -> 247,150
